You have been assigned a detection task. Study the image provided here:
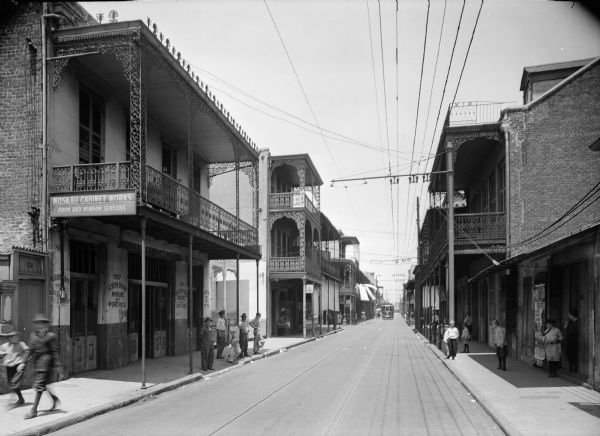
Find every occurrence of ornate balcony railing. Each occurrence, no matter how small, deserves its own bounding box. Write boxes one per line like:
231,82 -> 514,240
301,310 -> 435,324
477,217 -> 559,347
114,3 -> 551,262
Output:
422,212 -> 506,265
455,212 -> 505,243
269,192 -> 319,217
269,254 -> 321,278
447,101 -> 514,127
320,250 -> 340,279
53,162 -> 257,248
54,161 -> 132,192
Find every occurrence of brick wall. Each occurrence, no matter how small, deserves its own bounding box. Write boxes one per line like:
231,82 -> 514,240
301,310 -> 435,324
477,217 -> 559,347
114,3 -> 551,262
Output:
506,61 -> 600,257
0,2 -> 42,252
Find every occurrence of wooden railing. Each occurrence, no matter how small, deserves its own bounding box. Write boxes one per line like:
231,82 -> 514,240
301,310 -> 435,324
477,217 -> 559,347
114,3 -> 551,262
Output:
447,101 -> 513,127
53,162 -> 257,248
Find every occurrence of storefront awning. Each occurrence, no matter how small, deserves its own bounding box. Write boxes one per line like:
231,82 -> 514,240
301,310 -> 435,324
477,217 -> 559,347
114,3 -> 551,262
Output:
357,284 -> 374,302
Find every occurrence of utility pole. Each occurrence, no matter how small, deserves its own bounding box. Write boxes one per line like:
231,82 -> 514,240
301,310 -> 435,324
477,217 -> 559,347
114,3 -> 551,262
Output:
446,142 -> 455,323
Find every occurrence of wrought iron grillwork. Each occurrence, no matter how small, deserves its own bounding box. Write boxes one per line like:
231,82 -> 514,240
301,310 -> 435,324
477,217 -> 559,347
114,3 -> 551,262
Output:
269,255 -> 321,278
422,212 -> 506,266
320,250 -> 340,279
269,192 -> 319,223
53,162 -> 132,191
52,163 -> 257,248
270,256 -> 305,273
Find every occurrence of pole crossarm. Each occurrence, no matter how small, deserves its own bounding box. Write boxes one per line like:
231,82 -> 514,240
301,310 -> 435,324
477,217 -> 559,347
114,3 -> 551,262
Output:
331,170 -> 451,184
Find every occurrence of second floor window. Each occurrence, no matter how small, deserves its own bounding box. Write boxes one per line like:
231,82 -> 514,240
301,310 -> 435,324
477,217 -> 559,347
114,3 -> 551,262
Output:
162,144 -> 177,178
79,87 -> 103,164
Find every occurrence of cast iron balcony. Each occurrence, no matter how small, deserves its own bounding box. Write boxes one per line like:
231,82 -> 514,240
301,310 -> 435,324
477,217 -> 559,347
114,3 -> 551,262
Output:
269,247 -> 321,278
269,192 -> 319,223
52,161 -> 258,248
422,211 -> 506,266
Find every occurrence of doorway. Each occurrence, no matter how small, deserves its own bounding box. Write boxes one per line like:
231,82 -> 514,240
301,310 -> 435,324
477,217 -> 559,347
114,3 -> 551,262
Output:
70,277 -> 98,372
129,283 -> 170,358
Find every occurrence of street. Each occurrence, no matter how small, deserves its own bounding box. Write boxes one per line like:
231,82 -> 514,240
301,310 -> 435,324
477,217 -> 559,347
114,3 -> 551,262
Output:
54,318 -> 502,436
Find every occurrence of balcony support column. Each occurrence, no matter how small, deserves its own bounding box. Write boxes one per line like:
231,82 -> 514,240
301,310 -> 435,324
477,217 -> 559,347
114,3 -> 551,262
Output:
447,141 -> 455,324
302,278 -> 306,339
236,253 -> 240,324
141,217 -> 147,389
188,234 -> 193,374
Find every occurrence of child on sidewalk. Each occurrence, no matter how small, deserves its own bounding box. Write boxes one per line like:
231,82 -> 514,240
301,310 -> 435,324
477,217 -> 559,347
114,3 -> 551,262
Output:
461,325 -> 471,353
0,324 -> 30,408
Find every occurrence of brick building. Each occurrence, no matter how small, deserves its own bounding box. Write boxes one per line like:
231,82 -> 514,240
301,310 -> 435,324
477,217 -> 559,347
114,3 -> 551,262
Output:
0,2 -> 260,390
416,57 -> 600,389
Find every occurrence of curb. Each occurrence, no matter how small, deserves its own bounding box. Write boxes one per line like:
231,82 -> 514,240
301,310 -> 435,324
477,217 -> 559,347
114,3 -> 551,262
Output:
13,328 -> 343,436
415,331 -> 522,436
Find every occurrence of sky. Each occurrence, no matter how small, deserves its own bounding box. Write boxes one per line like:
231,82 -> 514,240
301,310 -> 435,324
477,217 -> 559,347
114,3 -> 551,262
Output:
80,0 -> 600,303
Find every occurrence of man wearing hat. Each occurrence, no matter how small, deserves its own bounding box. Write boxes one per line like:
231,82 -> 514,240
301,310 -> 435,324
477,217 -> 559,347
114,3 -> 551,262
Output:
199,317 -> 215,371
215,310 -> 227,359
25,314 -> 63,419
0,323 -> 29,408
239,313 -> 250,359
564,308 -> 579,372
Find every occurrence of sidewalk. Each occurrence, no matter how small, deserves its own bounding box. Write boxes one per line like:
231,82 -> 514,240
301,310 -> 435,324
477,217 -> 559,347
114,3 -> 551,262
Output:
418,332 -> 600,436
1,332 -> 340,436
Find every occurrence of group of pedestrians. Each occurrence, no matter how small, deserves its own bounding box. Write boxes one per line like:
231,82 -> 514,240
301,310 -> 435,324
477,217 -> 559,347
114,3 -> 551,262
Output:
0,314 -> 63,419
441,309 -> 579,379
198,312 -> 265,371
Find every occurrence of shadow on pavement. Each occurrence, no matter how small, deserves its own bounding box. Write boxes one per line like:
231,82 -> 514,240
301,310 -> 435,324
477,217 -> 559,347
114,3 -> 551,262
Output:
468,353 -> 574,388
569,402 -> 600,419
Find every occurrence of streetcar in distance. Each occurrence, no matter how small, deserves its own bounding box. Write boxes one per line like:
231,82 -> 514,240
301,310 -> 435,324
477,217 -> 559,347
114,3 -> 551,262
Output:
381,304 -> 394,320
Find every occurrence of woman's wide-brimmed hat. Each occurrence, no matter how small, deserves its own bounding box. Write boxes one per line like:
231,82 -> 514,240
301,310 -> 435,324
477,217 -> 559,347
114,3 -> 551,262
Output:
32,313 -> 50,323
0,323 -> 18,336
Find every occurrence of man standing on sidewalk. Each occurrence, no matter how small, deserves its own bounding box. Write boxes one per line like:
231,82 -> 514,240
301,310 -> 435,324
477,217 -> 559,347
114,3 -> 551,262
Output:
216,310 -> 227,359
25,314 -> 64,419
443,321 -> 459,360
492,319 -> 507,371
199,317 -> 215,371
239,313 -> 250,358
249,313 -> 264,355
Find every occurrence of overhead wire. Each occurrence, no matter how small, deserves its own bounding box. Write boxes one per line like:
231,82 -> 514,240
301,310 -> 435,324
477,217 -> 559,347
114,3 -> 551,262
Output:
376,0 -> 397,263
505,180 -> 600,250
191,63 -> 394,153
263,0 -> 363,227
403,0 -> 447,261
410,0 -> 467,266
401,0 -> 431,269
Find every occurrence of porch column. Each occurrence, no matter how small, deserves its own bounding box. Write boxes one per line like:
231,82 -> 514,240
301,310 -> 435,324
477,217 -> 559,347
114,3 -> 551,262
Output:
141,217 -> 147,388
188,235 -> 193,374
256,259 -> 259,317
223,260 -> 227,314
302,278 -> 306,338
320,282 -> 323,335
236,253 -> 240,323
447,141 -> 455,323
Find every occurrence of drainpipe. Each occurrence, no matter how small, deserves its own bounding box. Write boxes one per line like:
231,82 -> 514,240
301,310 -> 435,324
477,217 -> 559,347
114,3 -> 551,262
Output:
41,5 -> 60,252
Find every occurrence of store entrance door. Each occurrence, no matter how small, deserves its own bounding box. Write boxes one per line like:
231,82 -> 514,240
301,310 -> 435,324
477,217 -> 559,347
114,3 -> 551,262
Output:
129,283 -> 170,358
70,277 -> 98,373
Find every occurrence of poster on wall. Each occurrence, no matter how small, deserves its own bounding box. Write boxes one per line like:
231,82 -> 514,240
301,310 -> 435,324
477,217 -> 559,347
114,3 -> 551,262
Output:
533,284 -> 546,366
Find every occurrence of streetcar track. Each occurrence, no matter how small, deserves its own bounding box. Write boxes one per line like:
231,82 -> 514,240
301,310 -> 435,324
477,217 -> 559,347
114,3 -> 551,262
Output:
207,326 -> 377,435
322,325 -> 387,436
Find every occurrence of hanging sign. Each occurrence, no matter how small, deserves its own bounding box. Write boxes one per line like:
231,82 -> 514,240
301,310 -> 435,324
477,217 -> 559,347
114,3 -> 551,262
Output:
305,284 -> 313,294
50,190 -> 137,217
